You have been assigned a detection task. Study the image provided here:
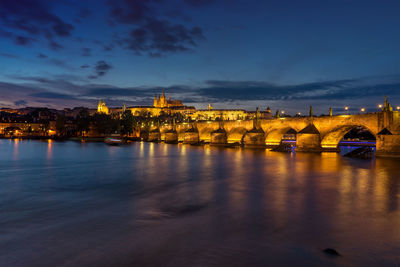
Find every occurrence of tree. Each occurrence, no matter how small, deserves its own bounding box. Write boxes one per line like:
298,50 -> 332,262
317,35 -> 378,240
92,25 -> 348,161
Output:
76,109 -> 90,136
55,115 -> 66,136
92,113 -> 119,135
120,110 -> 134,136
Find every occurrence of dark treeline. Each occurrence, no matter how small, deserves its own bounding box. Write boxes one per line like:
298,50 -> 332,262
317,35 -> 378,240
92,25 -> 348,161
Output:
56,109 -> 186,137
1,107 -> 187,138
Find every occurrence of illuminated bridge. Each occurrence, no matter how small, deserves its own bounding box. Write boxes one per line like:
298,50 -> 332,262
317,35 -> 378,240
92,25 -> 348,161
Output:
148,100 -> 400,157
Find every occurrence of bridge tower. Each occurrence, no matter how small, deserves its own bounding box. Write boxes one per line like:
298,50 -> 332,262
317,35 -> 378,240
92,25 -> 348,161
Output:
376,97 -> 400,156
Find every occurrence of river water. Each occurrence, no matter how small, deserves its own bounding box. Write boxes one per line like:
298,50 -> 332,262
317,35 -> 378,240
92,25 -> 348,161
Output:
0,139 -> 400,266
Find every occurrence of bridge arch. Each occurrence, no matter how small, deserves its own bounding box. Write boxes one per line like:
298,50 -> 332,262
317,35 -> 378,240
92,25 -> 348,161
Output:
227,127 -> 247,143
265,127 -> 297,145
321,125 -> 376,149
198,127 -> 216,142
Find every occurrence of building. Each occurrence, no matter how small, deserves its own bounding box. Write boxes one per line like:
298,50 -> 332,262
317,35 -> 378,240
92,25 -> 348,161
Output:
153,90 -> 184,108
99,90 -> 195,117
0,122 -> 45,135
97,100 -> 109,114
194,108 -> 247,121
96,92 -> 272,120
193,104 -> 272,121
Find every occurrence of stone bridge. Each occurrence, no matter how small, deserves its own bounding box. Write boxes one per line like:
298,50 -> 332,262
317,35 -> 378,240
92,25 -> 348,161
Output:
147,109 -> 400,157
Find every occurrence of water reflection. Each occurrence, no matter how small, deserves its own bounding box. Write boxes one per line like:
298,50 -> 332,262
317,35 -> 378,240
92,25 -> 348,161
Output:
12,138 -> 19,160
46,139 -> 53,161
0,140 -> 400,266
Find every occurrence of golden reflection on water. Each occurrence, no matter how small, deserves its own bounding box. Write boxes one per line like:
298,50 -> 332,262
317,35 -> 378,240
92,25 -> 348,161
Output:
139,141 -> 144,157
180,143 -> 186,156
12,139 -> 19,160
127,142 -> 400,243
319,152 -> 341,173
199,145 -> 214,203
46,139 -> 53,161
373,162 -> 389,213
227,148 -> 247,216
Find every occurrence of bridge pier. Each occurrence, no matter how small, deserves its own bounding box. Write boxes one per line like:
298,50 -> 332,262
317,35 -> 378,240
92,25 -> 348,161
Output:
183,128 -> 200,144
243,129 -> 266,148
164,130 -> 178,143
295,124 -> 322,152
210,129 -> 227,145
296,133 -> 322,152
148,129 -> 161,142
376,134 -> 400,157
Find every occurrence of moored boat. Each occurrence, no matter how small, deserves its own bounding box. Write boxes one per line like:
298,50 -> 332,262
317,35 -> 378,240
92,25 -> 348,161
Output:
104,137 -> 123,146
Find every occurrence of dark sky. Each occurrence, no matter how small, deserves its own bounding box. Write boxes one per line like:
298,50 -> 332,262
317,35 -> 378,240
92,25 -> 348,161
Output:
1,0 -> 400,114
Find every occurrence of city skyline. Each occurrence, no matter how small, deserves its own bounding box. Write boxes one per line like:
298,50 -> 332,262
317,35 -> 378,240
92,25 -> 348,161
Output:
1,0 -> 400,114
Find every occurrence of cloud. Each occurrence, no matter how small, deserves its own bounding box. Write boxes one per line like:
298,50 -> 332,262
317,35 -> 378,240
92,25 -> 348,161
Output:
38,53 -> 48,59
82,47 -> 91,56
48,59 -> 74,70
49,40 -> 63,50
14,100 -> 27,106
88,61 -> 112,79
0,53 -> 19,58
103,44 -> 115,51
86,87 -> 152,97
107,0 -> 206,57
15,35 -> 35,46
0,0 -> 74,48
124,19 -> 205,56
3,74 -> 400,112
30,92 -> 77,99
194,79 -> 355,101
80,64 -> 89,68
95,61 -> 112,76
74,7 -> 91,23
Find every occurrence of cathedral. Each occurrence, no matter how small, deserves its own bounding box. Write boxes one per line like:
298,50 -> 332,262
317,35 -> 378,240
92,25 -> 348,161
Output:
153,90 -> 184,108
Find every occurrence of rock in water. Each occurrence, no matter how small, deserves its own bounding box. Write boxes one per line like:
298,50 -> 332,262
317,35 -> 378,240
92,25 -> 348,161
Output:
323,248 -> 340,256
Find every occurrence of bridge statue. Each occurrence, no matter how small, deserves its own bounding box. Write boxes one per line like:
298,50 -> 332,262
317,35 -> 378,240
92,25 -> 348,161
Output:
152,98 -> 400,157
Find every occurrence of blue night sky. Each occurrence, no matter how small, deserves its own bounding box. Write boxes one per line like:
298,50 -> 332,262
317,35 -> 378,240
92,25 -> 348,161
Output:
1,0 -> 400,114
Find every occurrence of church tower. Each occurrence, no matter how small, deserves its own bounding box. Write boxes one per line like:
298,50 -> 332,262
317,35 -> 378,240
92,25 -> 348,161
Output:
153,95 -> 158,107
97,99 -> 109,114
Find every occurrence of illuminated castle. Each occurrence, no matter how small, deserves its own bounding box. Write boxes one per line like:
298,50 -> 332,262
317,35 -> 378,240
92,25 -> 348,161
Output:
153,90 -> 183,108
97,100 -> 109,114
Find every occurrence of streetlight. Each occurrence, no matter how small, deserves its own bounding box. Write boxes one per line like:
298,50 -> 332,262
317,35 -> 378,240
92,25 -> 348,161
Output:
397,106 -> 400,110
361,108 -> 365,112
344,106 -> 349,111
378,104 -> 383,109
297,112 -> 301,116
281,110 -> 285,114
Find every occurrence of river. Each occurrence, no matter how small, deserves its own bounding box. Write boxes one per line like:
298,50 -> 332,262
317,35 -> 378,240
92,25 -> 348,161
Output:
0,139 -> 400,266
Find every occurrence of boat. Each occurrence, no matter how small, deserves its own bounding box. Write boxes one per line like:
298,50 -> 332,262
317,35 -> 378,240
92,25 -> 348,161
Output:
104,137 -> 123,146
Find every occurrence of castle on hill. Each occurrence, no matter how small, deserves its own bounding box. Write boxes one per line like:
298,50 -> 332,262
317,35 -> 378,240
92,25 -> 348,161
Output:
97,90 -> 194,116
153,90 -> 183,108
97,90 -> 272,120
